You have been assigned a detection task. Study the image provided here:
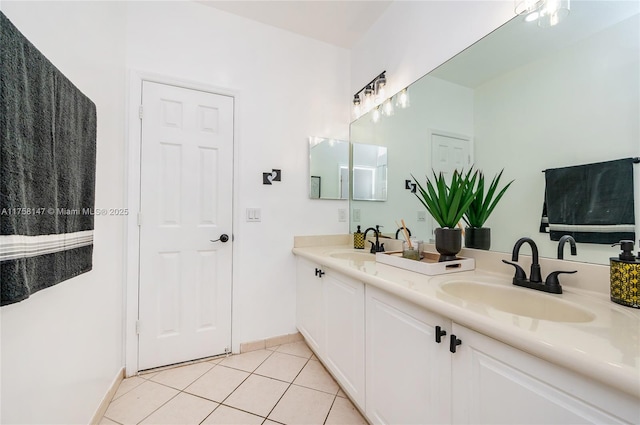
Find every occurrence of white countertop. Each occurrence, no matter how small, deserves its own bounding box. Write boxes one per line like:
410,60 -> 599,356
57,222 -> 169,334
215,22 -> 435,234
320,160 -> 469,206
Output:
292,242 -> 640,400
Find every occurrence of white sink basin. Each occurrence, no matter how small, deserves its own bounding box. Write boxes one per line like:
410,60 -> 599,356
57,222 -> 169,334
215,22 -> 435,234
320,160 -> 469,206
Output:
329,251 -> 376,261
440,281 -> 595,323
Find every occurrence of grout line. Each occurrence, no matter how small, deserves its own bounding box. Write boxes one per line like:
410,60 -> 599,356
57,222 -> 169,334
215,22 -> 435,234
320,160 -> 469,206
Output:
262,356 -> 312,422
323,394 -> 339,425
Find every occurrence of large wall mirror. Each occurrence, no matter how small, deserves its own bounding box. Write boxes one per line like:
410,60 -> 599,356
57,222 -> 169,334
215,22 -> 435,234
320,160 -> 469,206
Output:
350,1 -> 639,265
309,137 -> 350,200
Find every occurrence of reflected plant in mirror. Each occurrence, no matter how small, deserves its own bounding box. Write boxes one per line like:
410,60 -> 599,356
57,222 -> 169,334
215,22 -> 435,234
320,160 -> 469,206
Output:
308,137 -> 349,200
349,1 -> 639,265
463,170 -> 514,250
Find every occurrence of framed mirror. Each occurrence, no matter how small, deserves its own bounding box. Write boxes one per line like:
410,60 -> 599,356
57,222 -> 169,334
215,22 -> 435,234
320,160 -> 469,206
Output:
308,137 -> 349,200
350,1 -> 639,265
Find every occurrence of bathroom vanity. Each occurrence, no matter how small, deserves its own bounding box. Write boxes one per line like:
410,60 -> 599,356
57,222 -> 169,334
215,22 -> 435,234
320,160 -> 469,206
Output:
293,235 -> 640,425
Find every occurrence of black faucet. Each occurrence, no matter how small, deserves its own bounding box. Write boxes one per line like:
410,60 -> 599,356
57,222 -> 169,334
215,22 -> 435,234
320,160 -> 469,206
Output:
557,235 -> 577,260
364,225 -> 385,253
395,226 -> 412,239
502,237 -> 576,294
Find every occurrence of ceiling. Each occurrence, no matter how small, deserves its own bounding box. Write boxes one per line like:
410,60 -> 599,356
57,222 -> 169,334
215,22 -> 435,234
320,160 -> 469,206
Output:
197,1 -> 393,49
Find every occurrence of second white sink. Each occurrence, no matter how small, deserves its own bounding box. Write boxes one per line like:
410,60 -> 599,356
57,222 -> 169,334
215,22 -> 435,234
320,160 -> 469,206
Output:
440,281 -> 595,323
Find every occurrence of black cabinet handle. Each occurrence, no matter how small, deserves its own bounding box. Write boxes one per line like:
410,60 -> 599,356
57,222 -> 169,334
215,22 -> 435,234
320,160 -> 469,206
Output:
450,334 -> 462,353
315,268 -> 325,277
435,326 -> 447,343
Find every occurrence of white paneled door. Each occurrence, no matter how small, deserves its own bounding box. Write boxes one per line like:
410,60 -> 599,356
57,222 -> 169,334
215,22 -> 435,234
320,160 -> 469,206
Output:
138,81 -> 234,370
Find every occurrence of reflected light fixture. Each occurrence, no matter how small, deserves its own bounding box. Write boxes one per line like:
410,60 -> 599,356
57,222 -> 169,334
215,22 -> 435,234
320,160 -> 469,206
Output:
515,0 -> 570,27
371,106 -> 381,123
395,88 -> 410,109
382,97 -> 394,117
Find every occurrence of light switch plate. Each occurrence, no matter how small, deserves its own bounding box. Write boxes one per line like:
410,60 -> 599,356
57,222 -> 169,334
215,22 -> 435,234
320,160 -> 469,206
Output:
353,209 -> 361,222
246,208 -> 261,222
417,211 -> 427,222
338,208 -> 347,222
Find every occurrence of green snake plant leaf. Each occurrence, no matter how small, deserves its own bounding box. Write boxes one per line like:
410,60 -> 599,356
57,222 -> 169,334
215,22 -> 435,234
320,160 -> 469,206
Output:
463,169 -> 514,228
412,169 -> 478,229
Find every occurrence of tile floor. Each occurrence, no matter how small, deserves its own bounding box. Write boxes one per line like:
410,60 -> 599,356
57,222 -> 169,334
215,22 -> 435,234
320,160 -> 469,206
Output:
101,341 -> 368,425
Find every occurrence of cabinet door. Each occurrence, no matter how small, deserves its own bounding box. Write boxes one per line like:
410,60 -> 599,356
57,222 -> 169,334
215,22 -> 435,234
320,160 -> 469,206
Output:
323,270 -> 365,409
451,324 -> 639,424
296,258 -> 323,354
366,285 -> 452,425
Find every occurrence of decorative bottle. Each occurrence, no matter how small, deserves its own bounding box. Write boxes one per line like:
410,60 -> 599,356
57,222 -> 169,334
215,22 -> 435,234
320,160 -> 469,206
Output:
354,225 -> 365,250
610,240 -> 640,309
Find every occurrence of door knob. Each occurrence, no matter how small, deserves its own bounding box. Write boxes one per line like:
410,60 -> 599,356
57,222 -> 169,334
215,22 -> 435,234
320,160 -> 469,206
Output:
211,234 -> 230,243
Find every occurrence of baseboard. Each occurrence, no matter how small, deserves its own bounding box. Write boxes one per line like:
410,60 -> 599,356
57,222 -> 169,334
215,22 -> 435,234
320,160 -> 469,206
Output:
89,367 -> 124,425
240,332 -> 303,353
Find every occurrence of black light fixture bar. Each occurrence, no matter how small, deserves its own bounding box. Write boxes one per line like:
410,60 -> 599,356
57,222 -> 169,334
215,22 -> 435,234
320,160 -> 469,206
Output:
353,71 -> 386,100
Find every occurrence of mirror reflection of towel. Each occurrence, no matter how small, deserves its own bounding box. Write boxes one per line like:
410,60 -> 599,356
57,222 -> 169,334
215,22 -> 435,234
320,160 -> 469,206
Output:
543,158 -> 636,244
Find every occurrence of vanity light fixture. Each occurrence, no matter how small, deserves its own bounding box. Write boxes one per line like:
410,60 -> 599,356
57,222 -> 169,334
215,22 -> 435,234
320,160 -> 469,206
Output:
516,0 -> 570,27
353,71 -> 387,119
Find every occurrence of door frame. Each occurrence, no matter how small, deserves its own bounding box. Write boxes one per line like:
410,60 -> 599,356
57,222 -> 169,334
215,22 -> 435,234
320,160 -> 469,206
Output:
124,71 -> 240,377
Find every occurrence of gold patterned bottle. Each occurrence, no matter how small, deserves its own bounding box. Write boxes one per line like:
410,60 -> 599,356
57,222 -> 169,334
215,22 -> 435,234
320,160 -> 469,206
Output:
610,240 -> 639,309
354,225 -> 365,249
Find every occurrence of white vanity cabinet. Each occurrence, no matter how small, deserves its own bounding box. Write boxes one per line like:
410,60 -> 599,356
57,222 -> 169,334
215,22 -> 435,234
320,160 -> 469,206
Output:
322,270 -> 365,408
451,324 -> 639,424
365,285 -> 452,425
295,253 -> 639,425
295,258 -> 366,409
295,257 -> 324,354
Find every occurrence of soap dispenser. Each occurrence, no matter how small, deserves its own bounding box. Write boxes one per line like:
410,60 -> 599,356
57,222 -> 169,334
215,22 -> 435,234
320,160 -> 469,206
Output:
353,225 -> 365,250
610,240 -> 640,308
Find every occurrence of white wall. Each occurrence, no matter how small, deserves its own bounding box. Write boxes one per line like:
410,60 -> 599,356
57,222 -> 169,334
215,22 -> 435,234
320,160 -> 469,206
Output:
125,1 -> 351,350
351,1 -> 514,102
0,1 -> 126,423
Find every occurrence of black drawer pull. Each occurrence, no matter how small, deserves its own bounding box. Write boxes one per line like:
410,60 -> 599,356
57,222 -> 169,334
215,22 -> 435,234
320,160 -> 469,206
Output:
435,326 -> 447,343
450,335 -> 462,353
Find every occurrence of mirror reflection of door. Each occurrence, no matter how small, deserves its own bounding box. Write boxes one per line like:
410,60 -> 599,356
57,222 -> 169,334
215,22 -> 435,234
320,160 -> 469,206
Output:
340,166 -> 349,199
352,143 -> 388,201
429,130 -> 472,237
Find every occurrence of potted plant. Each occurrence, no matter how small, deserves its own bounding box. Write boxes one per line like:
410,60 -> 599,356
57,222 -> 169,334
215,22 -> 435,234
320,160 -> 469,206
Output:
462,169 -> 513,250
413,169 -> 477,262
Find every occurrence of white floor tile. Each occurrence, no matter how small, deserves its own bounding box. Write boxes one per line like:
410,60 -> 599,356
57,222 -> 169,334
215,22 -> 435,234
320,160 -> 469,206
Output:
325,396 -> 367,425
254,351 -> 308,383
184,365 -> 249,403
201,405 -> 264,424
150,361 -> 214,390
268,385 -> 334,425
293,359 -> 339,394
104,380 -> 179,424
112,376 -> 146,400
275,341 -> 313,359
218,349 -> 273,372
224,374 -> 289,417
139,392 -> 218,424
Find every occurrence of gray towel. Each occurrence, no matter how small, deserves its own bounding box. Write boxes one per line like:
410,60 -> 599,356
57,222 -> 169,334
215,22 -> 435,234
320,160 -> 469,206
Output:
1,12 -> 97,306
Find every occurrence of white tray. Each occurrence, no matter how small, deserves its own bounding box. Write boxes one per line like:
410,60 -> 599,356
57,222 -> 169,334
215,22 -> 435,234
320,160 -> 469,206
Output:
375,250 -> 475,276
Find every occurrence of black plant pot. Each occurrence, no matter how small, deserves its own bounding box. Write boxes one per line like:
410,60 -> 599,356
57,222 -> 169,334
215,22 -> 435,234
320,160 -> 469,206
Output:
435,227 -> 462,262
465,227 -> 491,250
